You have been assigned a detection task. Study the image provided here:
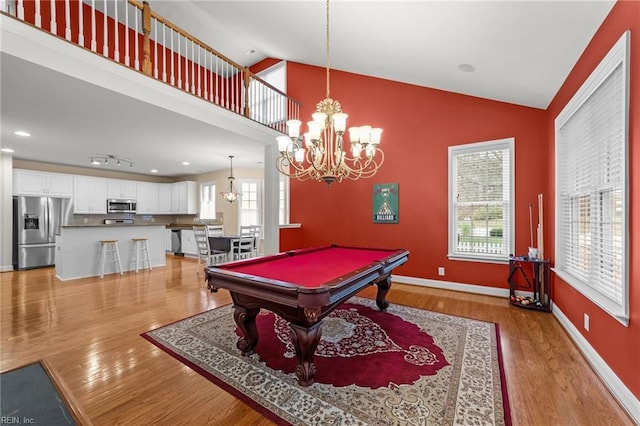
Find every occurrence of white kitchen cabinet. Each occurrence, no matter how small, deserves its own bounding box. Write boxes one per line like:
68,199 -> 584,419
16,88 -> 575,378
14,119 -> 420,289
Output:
171,181 -> 197,214
158,184 -> 172,214
181,229 -> 197,256
107,179 -> 137,199
14,169 -> 73,197
136,182 -> 159,214
73,176 -> 107,214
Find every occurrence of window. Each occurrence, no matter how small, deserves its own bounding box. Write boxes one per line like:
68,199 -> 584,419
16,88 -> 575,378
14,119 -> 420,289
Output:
238,180 -> 261,228
200,182 -> 216,219
279,175 -> 290,225
448,138 -> 514,262
555,31 -> 629,325
249,62 -> 287,126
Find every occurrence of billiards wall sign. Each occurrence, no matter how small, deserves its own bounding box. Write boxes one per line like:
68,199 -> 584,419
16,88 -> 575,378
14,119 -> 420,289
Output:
373,183 -> 399,224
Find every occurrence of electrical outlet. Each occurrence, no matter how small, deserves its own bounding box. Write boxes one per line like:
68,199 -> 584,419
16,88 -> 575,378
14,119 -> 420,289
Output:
584,313 -> 590,331
83,217 -> 88,223
438,267 -> 445,276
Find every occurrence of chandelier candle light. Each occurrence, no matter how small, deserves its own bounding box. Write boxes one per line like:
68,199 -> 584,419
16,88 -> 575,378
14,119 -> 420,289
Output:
275,0 -> 384,185
221,155 -> 241,203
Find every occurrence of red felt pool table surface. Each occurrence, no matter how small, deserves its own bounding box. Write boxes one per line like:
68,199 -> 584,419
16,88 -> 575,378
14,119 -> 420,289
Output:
217,246 -> 401,288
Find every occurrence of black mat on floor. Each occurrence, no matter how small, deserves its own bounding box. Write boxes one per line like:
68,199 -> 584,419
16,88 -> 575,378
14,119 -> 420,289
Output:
0,361 -> 76,425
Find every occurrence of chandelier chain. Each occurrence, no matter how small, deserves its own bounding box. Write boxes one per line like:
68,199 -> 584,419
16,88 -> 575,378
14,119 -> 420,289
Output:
325,0 -> 330,99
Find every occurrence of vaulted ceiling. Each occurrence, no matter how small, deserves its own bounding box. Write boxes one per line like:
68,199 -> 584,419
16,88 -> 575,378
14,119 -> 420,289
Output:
0,1 -> 616,177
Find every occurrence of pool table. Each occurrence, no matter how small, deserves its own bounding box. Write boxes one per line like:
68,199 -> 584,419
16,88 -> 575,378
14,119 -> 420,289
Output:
205,244 -> 409,386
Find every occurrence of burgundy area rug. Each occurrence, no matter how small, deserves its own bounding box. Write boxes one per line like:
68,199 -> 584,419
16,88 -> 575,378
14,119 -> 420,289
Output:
142,297 -> 511,425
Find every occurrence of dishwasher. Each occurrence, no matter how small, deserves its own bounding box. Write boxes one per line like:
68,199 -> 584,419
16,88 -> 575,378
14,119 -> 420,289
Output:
171,229 -> 184,256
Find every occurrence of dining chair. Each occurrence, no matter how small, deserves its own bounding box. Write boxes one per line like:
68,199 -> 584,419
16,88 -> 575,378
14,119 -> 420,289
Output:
193,225 -> 227,266
239,225 -> 260,257
230,236 -> 255,261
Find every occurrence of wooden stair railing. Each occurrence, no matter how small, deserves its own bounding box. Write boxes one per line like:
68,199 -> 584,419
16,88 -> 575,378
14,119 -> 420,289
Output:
6,0 -> 300,132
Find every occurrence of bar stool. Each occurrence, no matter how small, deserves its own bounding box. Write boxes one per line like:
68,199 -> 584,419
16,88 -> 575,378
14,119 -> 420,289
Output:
130,238 -> 152,273
98,240 -> 123,278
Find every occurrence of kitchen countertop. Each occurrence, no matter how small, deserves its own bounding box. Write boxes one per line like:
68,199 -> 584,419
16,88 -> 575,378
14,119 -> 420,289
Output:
62,223 -> 167,228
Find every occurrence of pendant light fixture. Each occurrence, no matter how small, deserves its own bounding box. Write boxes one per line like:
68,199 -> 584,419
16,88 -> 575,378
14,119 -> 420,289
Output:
275,0 -> 384,185
220,155 -> 241,203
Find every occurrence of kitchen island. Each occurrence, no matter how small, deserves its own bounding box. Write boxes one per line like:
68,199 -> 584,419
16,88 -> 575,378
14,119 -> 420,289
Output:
55,224 -> 166,280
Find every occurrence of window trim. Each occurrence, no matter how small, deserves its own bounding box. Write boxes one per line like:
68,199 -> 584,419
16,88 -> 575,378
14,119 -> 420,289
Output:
448,137 -> 515,263
554,31 -> 629,325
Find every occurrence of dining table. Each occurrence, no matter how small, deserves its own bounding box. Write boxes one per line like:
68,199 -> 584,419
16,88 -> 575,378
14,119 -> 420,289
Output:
208,235 -> 239,256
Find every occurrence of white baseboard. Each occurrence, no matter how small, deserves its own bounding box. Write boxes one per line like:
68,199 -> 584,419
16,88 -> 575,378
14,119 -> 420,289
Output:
0,265 -> 14,272
553,306 -> 640,424
391,274 -> 640,424
392,274 -> 510,298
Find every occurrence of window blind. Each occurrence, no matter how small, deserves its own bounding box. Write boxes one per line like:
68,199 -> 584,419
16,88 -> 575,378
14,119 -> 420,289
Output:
449,138 -> 514,262
555,31 -> 629,324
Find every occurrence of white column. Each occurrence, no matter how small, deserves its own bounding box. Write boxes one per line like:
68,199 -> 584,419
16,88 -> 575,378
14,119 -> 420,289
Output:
0,153 -> 14,271
263,143 -> 280,255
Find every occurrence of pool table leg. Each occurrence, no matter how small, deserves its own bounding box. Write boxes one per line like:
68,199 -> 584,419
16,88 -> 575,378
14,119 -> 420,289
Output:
375,275 -> 392,311
233,306 -> 260,355
290,321 -> 323,387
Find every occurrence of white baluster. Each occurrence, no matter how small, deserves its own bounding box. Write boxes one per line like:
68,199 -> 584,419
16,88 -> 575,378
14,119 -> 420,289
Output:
64,0 -> 70,40
34,0 -> 41,27
102,0 -> 108,56
17,0 -> 24,20
90,0 -> 96,52
124,1 -> 129,66
153,18 -> 158,78
203,49 -> 208,100
184,37 -> 189,92
162,22 -> 167,82
134,6 -> 139,70
50,0 -> 57,34
170,28 -> 175,85
177,35 -> 182,88
191,41 -> 196,94
78,0 -> 84,46
113,0 -> 119,62
215,55 -> 219,104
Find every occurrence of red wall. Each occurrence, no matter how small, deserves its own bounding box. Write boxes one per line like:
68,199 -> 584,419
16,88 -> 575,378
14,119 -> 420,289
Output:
285,0 -> 639,402
545,0 -> 639,400
286,63 -> 547,288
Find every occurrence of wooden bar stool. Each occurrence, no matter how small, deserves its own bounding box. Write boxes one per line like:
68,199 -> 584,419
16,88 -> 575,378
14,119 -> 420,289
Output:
130,238 -> 152,273
98,240 -> 123,278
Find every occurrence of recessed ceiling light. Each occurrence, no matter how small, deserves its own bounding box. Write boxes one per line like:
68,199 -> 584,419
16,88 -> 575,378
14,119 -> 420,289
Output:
150,169 -> 158,173
1,148 -> 15,153
182,161 -> 190,166
458,63 -> 476,73
14,130 -> 31,137
245,49 -> 256,55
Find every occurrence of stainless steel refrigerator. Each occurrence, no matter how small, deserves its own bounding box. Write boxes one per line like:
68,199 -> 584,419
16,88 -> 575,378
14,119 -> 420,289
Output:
13,196 -> 72,269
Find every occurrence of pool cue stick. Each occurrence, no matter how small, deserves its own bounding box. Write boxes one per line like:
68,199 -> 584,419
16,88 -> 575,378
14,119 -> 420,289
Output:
538,194 -> 545,305
529,203 -> 534,249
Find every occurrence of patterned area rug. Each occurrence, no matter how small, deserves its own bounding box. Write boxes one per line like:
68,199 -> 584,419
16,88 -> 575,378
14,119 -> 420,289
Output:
142,297 -> 511,425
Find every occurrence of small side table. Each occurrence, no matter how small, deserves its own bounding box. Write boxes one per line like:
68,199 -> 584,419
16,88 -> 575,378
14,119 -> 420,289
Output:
507,256 -> 551,312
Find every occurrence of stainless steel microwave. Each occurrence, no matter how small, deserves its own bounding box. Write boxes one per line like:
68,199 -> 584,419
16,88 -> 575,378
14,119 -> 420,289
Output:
107,199 -> 137,213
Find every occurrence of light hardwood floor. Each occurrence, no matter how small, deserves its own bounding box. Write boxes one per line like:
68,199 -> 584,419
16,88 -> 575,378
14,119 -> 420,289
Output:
0,255 -> 634,425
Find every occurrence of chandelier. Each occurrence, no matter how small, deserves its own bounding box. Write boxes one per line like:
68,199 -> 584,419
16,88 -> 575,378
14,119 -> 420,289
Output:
89,154 -> 134,168
220,155 -> 241,203
275,0 -> 384,185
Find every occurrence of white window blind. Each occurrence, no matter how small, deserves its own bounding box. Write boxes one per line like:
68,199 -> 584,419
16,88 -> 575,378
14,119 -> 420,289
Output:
448,138 -> 514,262
555,31 -> 629,325
199,182 -> 216,219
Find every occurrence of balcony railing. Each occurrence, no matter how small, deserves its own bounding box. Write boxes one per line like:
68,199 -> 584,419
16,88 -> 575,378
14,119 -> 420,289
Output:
7,0 -> 300,133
